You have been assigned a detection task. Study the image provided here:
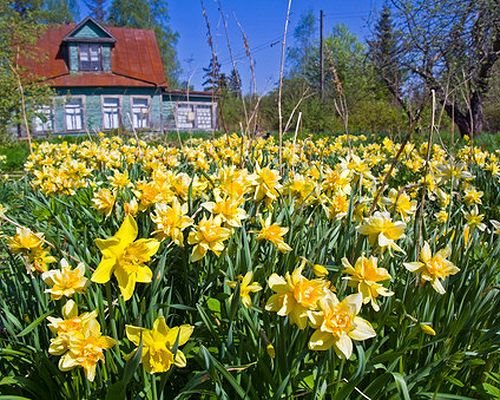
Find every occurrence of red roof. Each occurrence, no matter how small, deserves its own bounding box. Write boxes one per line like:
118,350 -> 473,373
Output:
21,23 -> 167,88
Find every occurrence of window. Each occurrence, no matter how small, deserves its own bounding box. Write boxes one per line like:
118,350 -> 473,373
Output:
132,97 -> 150,128
195,104 -> 213,130
79,44 -> 102,71
102,97 -> 120,130
175,103 -> 214,130
65,98 -> 84,131
34,106 -> 53,133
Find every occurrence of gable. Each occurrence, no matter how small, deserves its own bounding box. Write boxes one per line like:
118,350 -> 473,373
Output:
20,20 -> 167,87
63,17 -> 116,43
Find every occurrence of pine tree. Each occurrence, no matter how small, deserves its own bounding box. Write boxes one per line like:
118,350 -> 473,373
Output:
368,5 -> 402,97
86,0 -> 106,22
228,68 -> 241,96
202,58 -> 221,92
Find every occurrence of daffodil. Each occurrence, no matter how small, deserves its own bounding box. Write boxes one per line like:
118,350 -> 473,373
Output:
342,255 -> 393,311
126,316 -> 193,374
91,216 -> 160,301
404,241 -> 459,294
227,271 -> 262,308
358,211 -> 406,253
249,165 -> 282,203
92,188 -> 116,217
47,300 -> 115,382
187,215 -> 232,262
151,197 -> 193,246
382,188 -> 417,220
256,215 -> 292,253
42,258 -> 88,300
202,192 -> 248,228
8,227 -> 56,273
308,292 -> 376,359
265,266 -> 331,329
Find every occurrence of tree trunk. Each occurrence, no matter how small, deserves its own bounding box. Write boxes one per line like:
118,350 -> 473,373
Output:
443,91 -> 484,138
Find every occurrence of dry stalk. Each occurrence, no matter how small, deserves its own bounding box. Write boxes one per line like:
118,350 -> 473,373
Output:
278,0 -> 293,172
217,0 -> 249,133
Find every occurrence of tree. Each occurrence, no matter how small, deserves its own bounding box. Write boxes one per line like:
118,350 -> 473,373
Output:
108,0 -> 180,86
390,0 -> 499,136
368,5 -> 424,129
228,68 -> 241,96
86,0 -> 106,22
287,10 -> 317,77
0,1 -> 54,144
202,58 -> 222,92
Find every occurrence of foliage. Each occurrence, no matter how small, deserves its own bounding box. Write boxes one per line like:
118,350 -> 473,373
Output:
0,2 -> 55,141
108,0 -> 180,86
0,132 -> 498,399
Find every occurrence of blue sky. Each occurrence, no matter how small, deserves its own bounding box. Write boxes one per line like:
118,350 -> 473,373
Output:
76,0 -> 383,92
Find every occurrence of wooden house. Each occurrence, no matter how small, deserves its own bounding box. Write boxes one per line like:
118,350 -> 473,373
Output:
21,17 -> 217,135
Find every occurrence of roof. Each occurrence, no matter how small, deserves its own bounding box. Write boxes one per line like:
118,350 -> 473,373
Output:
21,21 -> 167,88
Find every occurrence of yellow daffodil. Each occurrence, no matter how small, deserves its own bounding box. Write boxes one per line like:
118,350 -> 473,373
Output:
126,316 -> 194,374
358,211 -> 406,253
91,216 -> 160,301
8,227 -> 56,273
58,317 -> 116,382
202,192 -> 248,228
151,197 -> 193,246
47,300 -> 115,382
383,188 -> 417,220
187,215 -> 232,262
92,188 -> 116,217
108,169 -> 131,189
420,323 -> 437,336
256,215 -> 292,253
227,271 -> 263,308
250,165 -> 282,203
308,292 -> 376,359
265,266 -> 331,329
342,255 -> 393,311
42,258 -> 88,300
404,241 -> 459,294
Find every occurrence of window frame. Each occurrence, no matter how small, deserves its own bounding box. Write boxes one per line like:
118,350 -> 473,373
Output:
33,103 -> 54,134
174,101 -> 216,130
130,96 -> 151,129
100,95 -> 122,131
78,43 -> 103,72
64,96 -> 86,132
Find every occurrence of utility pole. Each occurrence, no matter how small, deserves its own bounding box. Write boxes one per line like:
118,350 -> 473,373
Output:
320,9 -> 324,101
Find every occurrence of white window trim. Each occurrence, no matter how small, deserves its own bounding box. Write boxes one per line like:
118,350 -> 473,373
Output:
130,95 -> 151,129
100,95 -> 122,131
64,95 -> 86,132
33,101 -> 55,134
175,101 -> 216,130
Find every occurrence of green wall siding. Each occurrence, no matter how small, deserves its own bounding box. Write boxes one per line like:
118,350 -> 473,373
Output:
53,88 -> 164,133
102,45 -> 112,71
69,44 -> 78,72
71,21 -> 109,39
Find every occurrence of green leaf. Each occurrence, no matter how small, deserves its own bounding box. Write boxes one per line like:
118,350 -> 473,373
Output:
105,341 -> 143,400
17,310 -> 52,337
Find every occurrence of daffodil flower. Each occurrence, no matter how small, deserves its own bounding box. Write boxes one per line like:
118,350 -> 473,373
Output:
91,216 -> 160,301
265,266 -> 331,329
342,255 -> 393,311
308,292 -> 376,359
227,271 -> 262,308
126,316 -> 194,374
42,258 -> 88,300
404,241 -> 459,294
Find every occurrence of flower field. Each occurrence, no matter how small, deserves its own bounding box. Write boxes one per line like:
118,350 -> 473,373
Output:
0,133 -> 499,399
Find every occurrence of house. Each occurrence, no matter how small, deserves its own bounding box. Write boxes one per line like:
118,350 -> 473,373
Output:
21,17 -> 217,135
